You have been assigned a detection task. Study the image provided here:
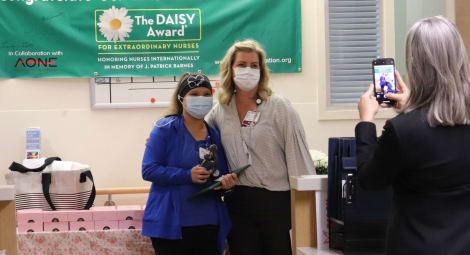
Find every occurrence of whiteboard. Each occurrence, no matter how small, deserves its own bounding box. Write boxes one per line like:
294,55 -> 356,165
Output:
90,76 -> 220,109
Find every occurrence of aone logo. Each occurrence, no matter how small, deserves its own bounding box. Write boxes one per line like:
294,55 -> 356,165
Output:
15,57 -> 57,68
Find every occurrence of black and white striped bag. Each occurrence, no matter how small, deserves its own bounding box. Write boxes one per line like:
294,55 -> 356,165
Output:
5,157 -> 96,211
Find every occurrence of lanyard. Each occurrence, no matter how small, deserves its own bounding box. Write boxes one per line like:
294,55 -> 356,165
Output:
239,111 -> 261,165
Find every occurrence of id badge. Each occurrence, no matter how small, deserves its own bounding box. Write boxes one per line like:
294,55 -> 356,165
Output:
199,147 -> 210,160
242,111 -> 260,127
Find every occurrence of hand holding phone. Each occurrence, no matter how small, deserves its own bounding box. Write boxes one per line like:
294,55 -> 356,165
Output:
372,58 -> 397,105
382,70 -> 410,110
358,84 -> 380,122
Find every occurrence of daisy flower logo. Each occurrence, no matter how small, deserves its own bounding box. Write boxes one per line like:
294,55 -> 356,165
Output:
98,6 -> 134,43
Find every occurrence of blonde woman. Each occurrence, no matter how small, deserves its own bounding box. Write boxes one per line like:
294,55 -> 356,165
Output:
357,16 -> 470,254
206,39 -> 315,255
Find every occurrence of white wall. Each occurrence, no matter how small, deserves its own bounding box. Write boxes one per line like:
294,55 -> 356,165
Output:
395,0 -> 448,74
0,0 -> 388,205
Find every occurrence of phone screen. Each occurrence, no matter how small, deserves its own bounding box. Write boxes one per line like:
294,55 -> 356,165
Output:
373,59 -> 396,104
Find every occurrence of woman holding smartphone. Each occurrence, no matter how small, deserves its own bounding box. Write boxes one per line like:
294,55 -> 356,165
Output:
142,72 -> 238,255
357,16 -> 470,254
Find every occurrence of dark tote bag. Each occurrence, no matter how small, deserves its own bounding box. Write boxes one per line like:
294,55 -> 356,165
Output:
327,137 -> 392,254
5,157 -> 96,211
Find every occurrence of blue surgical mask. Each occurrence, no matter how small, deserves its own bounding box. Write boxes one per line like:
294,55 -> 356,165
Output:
185,96 -> 213,119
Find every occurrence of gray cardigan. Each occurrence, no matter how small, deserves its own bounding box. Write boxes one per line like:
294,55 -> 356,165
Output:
206,94 -> 315,191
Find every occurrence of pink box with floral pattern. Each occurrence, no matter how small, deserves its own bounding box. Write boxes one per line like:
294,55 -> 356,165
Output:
67,210 -> 93,222
116,205 -> 143,221
43,211 -> 68,222
118,220 -> 142,230
44,221 -> 69,232
91,206 -> 117,221
94,220 -> 118,231
17,222 -> 43,233
70,221 -> 94,232
17,209 -> 43,224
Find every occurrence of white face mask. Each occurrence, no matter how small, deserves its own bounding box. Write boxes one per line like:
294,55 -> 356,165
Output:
233,67 -> 260,91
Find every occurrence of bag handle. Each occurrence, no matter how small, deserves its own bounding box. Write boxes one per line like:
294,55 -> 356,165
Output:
41,170 -> 96,211
9,157 -> 61,173
42,173 -> 56,210
80,170 -> 96,210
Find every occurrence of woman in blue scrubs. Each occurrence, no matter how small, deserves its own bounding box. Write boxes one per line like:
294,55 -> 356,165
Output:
141,72 -> 238,255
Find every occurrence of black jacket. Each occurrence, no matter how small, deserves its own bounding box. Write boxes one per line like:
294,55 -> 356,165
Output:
355,109 -> 470,255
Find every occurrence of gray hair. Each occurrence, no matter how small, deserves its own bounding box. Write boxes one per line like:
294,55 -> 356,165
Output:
403,16 -> 470,126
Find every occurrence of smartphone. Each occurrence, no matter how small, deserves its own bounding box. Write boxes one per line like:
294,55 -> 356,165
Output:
372,58 -> 396,104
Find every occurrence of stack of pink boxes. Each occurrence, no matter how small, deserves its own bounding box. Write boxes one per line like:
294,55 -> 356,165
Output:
17,209 -> 43,233
92,205 -> 143,231
16,205 -> 144,233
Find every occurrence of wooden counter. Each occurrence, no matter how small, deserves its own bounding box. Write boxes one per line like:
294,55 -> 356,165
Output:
290,175 -> 342,255
0,185 -> 17,255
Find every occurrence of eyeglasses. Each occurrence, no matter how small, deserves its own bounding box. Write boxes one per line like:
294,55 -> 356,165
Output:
186,73 -> 206,89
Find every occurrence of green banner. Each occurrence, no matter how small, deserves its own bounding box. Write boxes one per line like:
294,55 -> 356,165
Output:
0,0 -> 301,78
